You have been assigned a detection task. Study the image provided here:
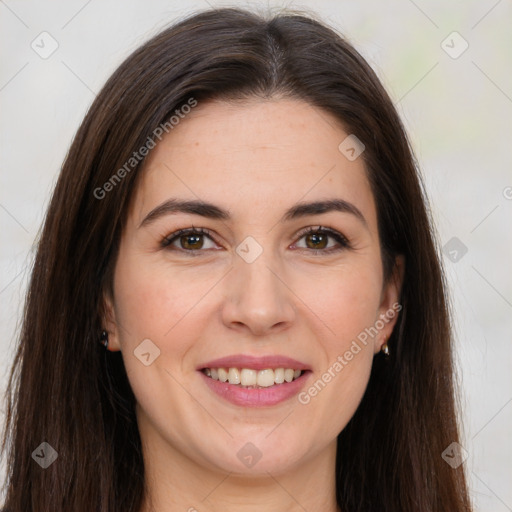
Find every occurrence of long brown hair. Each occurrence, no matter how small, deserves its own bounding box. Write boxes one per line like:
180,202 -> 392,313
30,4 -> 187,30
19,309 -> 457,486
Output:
1,7 -> 472,511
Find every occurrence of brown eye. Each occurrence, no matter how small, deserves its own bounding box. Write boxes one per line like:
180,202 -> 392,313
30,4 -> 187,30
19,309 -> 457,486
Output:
304,232 -> 329,250
179,233 -> 204,250
294,226 -> 350,254
161,228 -> 217,253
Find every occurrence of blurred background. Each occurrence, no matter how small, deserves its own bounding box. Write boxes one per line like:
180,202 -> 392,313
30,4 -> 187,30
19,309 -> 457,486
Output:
1,0 -> 511,509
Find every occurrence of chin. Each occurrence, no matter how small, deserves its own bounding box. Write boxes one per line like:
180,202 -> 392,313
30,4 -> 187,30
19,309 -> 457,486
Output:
199,434 -> 309,476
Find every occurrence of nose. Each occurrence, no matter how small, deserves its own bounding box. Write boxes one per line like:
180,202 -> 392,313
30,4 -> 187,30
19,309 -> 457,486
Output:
221,248 -> 296,337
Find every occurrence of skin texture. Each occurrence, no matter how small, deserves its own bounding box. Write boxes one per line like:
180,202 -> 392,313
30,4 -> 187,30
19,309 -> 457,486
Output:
104,98 -> 404,512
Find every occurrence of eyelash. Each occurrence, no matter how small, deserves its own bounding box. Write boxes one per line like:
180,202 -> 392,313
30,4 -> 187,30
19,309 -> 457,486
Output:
160,225 -> 351,256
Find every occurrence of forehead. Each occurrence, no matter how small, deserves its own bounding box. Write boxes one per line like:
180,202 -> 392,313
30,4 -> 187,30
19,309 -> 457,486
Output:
130,98 -> 376,228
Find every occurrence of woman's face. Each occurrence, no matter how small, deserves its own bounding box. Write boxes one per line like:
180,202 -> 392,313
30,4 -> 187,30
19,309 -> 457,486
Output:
105,98 -> 402,476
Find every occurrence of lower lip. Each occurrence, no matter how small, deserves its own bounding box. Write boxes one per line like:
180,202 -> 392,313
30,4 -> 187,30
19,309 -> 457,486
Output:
199,371 -> 311,407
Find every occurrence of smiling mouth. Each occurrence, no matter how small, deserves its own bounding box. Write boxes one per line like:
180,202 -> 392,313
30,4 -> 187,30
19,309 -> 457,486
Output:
201,367 -> 306,388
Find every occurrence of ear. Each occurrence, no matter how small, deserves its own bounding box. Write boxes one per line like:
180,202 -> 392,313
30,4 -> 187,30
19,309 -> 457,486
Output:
374,255 -> 405,354
101,289 -> 121,352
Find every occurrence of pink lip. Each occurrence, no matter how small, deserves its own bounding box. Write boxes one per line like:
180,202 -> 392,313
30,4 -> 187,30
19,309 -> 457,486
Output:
197,354 -> 311,371
199,370 -> 312,407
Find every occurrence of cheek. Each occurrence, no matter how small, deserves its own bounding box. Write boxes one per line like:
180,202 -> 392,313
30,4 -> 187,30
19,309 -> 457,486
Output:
112,253 -> 219,346
309,263 -> 383,346
111,256 -> 213,419
295,265 -> 381,432
111,253 -> 229,412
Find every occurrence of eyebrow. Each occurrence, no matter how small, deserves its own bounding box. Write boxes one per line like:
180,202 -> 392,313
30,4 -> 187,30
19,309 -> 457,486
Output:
139,198 -> 368,228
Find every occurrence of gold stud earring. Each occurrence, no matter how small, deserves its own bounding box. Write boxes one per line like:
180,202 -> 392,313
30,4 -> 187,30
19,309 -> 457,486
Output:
381,336 -> 390,357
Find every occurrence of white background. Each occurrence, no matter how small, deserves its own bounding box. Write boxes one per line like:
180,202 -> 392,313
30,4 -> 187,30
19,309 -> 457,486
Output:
1,1 -> 511,510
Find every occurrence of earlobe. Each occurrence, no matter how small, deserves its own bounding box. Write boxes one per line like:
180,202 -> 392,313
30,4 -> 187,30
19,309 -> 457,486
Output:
375,255 -> 405,353
100,291 -> 121,351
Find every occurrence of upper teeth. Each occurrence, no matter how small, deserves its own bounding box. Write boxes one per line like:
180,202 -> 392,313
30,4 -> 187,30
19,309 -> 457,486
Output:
203,367 -> 302,387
